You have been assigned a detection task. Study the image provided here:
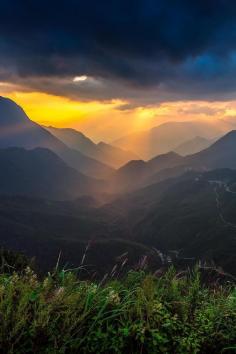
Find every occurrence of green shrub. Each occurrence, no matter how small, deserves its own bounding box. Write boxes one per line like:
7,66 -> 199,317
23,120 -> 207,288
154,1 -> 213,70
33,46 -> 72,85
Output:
0,267 -> 234,353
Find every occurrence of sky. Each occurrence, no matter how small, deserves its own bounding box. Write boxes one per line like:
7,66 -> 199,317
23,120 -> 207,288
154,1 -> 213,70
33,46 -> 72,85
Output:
1,0 -> 236,141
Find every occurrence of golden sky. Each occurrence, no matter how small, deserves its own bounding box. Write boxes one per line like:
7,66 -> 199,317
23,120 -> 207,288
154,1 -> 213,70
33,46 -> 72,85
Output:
1,83 -> 236,142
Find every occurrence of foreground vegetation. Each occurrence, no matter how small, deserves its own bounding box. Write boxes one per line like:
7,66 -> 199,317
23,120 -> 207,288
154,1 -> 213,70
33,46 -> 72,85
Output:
0,266 -> 235,353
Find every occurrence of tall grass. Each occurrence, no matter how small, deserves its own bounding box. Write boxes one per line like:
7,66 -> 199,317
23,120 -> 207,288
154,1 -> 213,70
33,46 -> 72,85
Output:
0,266 -> 234,353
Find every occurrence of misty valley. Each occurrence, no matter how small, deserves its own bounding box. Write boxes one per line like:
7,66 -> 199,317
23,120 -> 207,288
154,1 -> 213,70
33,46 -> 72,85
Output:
0,96 -> 235,278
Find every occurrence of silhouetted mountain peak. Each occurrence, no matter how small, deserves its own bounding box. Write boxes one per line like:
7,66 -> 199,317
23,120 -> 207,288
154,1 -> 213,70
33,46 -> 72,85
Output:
114,120 -> 225,159
148,151 -> 183,171
97,141 -> 109,148
0,97 -> 113,178
174,136 -> 214,156
0,146 -> 102,200
181,129 -> 236,171
46,125 -> 139,168
212,129 -> 236,146
110,159 -> 147,191
149,151 -> 180,163
0,96 -> 31,125
47,126 -> 93,142
192,130 -> 236,157
119,159 -> 146,171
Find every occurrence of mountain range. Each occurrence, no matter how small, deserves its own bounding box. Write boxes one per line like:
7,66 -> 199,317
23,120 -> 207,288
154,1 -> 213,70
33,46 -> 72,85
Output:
0,97 -> 113,179
174,136 -> 215,156
0,96 -> 236,275
109,151 -> 183,192
0,147 -> 101,200
109,130 -> 236,193
113,120 -> 231,159
46,126 -> 139,168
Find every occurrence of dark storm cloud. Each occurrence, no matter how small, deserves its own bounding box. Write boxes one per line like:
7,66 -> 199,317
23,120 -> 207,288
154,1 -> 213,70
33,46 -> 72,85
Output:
1,0 -> 236,102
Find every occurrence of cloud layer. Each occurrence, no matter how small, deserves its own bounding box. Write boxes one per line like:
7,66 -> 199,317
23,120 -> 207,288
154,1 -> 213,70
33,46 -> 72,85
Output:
1,0 -> 236,104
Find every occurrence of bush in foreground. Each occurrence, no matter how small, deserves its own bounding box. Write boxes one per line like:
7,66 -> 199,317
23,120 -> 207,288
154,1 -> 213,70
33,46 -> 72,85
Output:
0,267 -> 235,353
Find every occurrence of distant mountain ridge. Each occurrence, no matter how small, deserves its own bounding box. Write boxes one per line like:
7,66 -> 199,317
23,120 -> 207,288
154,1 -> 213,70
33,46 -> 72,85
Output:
186,130 -> 236,169
113,120 -> 230,159
0,97 -> 113,178
2,97 -> 236,198
109,151 -> 183,192
147,130 -> 236,187
110,129 -> 236,192
0,147 -> 101,199
174,136 -> 215,156
45,126 -> 139,168
0,96 -> 236,275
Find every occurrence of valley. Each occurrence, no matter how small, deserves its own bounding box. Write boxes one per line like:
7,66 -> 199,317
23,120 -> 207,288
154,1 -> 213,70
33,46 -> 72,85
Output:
0,96 -> 235,277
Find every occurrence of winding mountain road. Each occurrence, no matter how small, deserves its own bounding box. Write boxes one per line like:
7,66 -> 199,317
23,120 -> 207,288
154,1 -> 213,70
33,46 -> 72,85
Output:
209,180 -> 236,229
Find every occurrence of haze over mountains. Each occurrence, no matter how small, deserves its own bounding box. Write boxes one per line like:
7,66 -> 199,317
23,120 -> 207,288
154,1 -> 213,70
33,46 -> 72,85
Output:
0,96 -> 236,275
174,136 -> 215,156
113,120 -> 231,159
109,152 -> 184,192
0,97 -> 113,179
0,147 -> 101,200
46,126 -> 139,168
110,130 -> 236,193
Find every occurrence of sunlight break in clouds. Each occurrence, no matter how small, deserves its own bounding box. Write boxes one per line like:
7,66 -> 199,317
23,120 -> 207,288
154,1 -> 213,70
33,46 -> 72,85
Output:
1,85 -> 236,142
73,75 -> 88,82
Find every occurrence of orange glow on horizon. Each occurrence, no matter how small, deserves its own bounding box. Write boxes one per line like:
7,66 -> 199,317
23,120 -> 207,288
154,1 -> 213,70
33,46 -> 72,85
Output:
1,87 -> 236,142
6,91 -> 122,126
